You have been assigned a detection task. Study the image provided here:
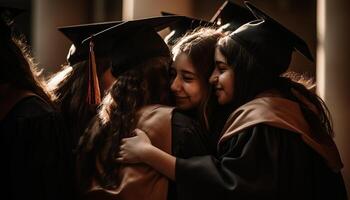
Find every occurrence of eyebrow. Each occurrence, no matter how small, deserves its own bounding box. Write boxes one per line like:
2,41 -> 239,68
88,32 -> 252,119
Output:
215,60 -> 228,65
180,69 -> 196,76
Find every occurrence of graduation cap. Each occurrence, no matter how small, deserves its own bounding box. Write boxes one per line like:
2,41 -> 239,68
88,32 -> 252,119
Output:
210,0 -> 255,32
0,6 -> 24,39
81,15 -> 183,75
58,21 -> 123,65
66,16 -> 181,105
58,21 -> 123,46
58,21 -> 124,105
228,1 -> 314,75
161,11 -> 215,46
60,15 -> 182,66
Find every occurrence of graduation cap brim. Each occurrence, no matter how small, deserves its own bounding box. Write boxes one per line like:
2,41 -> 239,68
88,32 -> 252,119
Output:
58,21 -> 123,45
82,15 -> 185,44
161,11 -> 174,16
160,11 -> 215,45
81,16 -> 184,76
58,15 -> 183,46
244,1 -> 314,62
210,0 -> 255,28
161,11 -> 214,32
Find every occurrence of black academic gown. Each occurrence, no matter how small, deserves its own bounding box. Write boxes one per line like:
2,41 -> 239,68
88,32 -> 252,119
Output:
174,95 -> 347,200
171,109 -> 213,157
168,109 -> 214,200
0,96 -> 73,200
176,124 -> 347,200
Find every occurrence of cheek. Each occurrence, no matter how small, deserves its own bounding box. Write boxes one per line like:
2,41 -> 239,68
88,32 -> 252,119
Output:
184,82 -> 203,103
220,72 -> 234,101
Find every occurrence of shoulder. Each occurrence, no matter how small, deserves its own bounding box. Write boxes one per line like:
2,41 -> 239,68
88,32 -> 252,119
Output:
172,109 -> 198,127
2,95 -> 65,134
219,96 -> 309,144
137,104 -> 174,122
136,105 -> 174,152
219,123 -> 304,154
8,96 -> 57,119
1,96 -> 67,144
135,104 -> 175,133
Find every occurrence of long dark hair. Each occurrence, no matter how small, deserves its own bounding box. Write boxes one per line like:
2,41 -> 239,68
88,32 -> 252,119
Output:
76,56 -> 171,190
217,35 -> 333,138
48,58 -> 112,148
172,28 -> 224,130
0,35 -> 54,107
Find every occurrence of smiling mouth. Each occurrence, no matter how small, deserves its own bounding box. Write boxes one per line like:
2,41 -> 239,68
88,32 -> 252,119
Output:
214,88 -> 223,96
175,96 -> 188,100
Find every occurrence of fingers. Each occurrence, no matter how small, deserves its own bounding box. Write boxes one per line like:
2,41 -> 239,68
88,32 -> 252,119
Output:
115,150 -> 129,163
134,128 -> 147,137
131,128 -> 143,137
121,137 -> 129,143
115,156 -> 124,162
133,128 -> 151,144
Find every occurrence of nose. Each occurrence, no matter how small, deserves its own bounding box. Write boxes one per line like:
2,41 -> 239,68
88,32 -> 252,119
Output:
209,68 -> 219,85
170,75 -> 181,92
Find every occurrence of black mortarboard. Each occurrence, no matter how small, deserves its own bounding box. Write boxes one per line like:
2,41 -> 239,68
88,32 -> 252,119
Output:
0,6 -> 24,39
58,16 -> 181,105
210,0 -> 255,32
58,21 -> 123,46
228,1 -> 314,75
58,21 -> 123,65
82,15 -> 183,77
161,11 -> 215,46
60,15 -> 182,65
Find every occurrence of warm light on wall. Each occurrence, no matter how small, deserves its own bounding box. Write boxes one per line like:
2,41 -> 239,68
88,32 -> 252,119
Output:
316,0 -> 325,99
123,0 -> 134,20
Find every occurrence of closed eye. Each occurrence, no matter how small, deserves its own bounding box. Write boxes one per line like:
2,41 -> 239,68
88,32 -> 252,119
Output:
180,70 -> 196,82
215,63 -> 230,73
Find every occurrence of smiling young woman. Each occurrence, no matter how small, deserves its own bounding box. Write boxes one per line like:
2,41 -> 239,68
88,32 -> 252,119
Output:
209,47 -> 235,105
169,27 -> 224,132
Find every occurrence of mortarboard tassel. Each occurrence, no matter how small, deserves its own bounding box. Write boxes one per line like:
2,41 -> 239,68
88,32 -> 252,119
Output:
87,38 -> 101,105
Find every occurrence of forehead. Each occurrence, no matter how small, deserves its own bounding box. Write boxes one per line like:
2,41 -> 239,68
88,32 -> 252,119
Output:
172,53 -> 196,73
215,47 -> 227,63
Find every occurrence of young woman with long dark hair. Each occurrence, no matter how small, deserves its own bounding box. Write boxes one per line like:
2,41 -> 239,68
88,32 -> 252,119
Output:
75,16 -> 207,200
0,7 -> 72,200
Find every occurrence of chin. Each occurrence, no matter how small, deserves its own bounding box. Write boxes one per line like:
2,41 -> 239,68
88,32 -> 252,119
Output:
177,104 -> 190,110
218,96 -> 229,105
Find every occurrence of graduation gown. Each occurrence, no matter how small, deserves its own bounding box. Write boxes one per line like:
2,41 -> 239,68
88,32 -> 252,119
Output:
171,109 -> 213,158
175,95 -> 347,200
83,105 -> 174,200
168,109 -> 213,200
80,106 -> 213,200
0,95 -> 73,200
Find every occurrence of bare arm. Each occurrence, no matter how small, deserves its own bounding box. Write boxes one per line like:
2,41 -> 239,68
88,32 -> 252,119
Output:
118,129 -> 176,180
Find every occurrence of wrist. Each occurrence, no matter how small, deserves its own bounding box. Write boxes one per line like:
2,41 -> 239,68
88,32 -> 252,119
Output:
141,145 -> 176,180
139,143 -> 155,162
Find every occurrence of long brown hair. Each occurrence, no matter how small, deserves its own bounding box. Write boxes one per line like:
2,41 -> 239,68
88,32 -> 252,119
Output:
48,58 -> 112,148
171,27 -> 224,130
76,56 -> 171,190
0,35 -> 54,107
